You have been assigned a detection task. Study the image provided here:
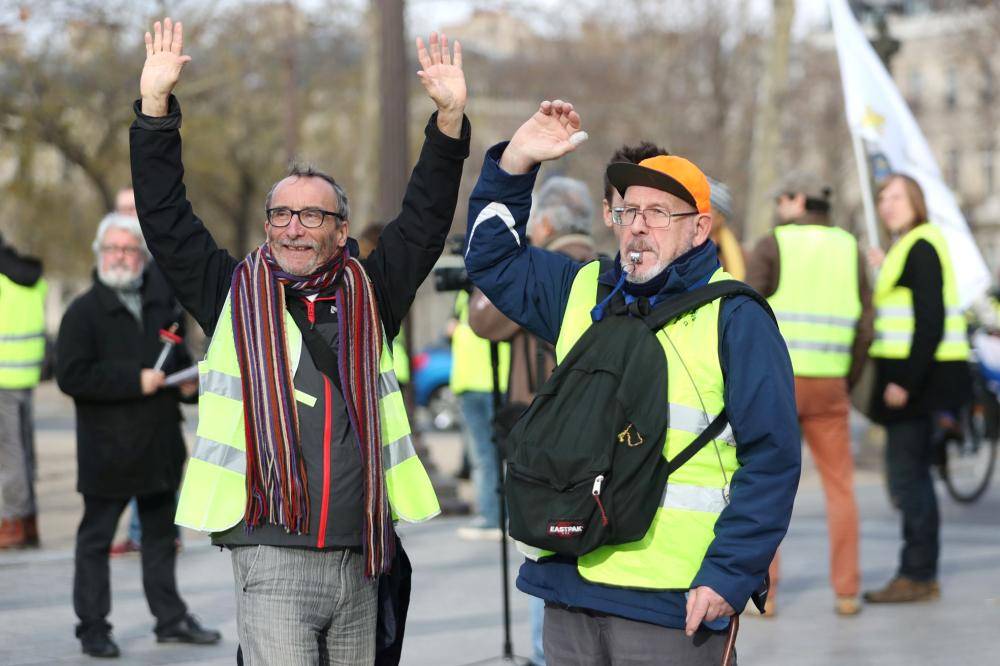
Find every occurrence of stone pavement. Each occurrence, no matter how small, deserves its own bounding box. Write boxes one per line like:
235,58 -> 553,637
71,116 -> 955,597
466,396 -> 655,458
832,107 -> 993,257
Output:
1,384 -> 998,665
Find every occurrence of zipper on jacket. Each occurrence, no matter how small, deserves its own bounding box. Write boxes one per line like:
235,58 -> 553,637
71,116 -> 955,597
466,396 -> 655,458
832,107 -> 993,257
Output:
316,375 -> 333,548
305,299 -> 316,329
301,295 -> 338,331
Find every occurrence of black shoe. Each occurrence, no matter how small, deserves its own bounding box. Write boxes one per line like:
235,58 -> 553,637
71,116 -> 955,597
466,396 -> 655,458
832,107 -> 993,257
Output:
156,614 -> 222,645
80,631 -> 120,658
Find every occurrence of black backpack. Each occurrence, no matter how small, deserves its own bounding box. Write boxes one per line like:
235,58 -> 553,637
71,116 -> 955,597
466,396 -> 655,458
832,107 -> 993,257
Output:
505,279 -> 772,557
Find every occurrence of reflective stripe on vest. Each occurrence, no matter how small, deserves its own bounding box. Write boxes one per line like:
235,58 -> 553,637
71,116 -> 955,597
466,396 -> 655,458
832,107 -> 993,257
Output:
870,223 -> 969,362
547,261 -> 740,591
175,292 -> 440,532
767,225 -> 861,377
0,275 -> 47,389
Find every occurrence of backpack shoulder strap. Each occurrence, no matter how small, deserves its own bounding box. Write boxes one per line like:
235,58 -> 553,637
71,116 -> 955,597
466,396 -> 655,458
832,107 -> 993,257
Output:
642,280 -> 775,332
596,257 -> 617,301
666,410 -> 729,475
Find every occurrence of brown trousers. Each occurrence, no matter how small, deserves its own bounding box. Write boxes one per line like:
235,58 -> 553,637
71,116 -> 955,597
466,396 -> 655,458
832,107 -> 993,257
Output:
770,376 -> 860,598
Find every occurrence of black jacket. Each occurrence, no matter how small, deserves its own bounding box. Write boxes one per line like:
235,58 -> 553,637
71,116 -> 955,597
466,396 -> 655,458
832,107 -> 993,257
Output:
0,233 -> 43,287
870,238 -> 971,423
56,268 -> 193,497
128,96 -> 470,548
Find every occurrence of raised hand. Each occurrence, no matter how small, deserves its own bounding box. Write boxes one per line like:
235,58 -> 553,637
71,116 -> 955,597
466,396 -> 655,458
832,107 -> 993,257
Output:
499,100 -> 587,175
140,18 -> 192,117
416,32 -> 466,138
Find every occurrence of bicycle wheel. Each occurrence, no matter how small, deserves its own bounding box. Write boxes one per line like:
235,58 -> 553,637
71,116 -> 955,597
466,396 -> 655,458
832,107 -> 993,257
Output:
942,394 -> 999,503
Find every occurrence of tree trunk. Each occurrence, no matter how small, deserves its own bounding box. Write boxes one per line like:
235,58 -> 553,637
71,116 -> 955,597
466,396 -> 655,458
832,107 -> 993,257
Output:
375,0 -> 408,221
744,0 -> 795,244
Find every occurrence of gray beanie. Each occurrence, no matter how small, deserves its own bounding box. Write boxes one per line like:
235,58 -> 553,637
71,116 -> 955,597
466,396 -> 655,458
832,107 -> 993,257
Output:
707,177 -> 733,220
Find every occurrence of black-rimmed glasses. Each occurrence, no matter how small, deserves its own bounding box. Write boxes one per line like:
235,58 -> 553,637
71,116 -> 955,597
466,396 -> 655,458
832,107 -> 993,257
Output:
266,207 -> 345,228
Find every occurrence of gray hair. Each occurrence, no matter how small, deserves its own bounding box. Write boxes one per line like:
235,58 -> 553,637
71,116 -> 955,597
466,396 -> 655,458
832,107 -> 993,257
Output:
91,213 -> 150,259
528,176 -> 594,238
265,163 -> 351,223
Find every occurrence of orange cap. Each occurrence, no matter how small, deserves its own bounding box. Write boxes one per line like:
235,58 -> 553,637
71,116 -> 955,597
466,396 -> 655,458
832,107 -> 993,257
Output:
607,155 -> 712,214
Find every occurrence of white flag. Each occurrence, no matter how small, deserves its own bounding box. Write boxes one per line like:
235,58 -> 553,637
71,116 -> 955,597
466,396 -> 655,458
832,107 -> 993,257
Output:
828,0 -> 991,308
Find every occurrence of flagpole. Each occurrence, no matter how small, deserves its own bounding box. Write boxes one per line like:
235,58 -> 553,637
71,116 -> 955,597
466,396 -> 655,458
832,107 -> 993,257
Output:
849,129 -> 881,250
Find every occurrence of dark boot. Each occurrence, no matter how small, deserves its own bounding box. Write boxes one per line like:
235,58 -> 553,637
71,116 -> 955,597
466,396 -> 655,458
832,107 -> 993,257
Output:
22,514 -> 39,547
156,615 -> 221,645
79,629 -> 120,658
863,576 -> 940,603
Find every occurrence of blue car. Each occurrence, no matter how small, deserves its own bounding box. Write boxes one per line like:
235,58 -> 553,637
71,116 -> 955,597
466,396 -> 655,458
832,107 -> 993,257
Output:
411,343 -> 459,431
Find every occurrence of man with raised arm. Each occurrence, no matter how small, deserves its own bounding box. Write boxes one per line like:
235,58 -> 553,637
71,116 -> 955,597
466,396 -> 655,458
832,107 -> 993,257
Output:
465,101 -> 800,665
130,18 -> 471,664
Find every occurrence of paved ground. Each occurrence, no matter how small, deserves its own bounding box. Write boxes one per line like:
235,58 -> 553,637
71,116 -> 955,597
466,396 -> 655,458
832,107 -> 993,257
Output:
1,384 -> 998,665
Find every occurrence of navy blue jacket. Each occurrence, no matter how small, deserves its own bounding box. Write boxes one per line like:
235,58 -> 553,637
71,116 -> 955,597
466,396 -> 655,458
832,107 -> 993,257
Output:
465,143 -> 801,630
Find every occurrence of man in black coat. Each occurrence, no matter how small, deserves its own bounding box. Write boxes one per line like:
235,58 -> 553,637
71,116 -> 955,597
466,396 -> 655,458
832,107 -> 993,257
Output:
56,212 -> 221,658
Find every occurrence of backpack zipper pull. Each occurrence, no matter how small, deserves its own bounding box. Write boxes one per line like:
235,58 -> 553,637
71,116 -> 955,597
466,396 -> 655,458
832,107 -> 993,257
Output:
592,475 -> 609,527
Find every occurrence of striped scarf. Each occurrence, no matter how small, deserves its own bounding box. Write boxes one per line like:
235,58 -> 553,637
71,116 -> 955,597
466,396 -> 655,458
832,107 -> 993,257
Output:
231,243 -> 393,577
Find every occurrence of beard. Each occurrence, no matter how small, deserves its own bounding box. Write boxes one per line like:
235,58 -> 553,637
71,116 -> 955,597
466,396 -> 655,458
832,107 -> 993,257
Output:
98,262 -> 143,289
270,238 -> 339,276
622,231 -> 697,284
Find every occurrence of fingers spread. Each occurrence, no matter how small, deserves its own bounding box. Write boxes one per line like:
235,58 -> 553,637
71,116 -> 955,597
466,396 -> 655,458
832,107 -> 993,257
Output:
453,40 -> 463,68
440,33 -> 450,65
153,21 -> 162,53
163,17 -> 173,53
429,31 -> 441,65
172,21 -> 184,55
416,37 -> 432,71
144,31 -> 153,57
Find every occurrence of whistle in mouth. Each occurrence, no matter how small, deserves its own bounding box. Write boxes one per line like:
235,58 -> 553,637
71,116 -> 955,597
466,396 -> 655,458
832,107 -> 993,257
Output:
628,251 -> 643,265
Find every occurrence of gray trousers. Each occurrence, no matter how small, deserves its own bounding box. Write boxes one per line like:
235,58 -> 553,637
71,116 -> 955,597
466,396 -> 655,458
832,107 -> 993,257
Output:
231,545 -> 378,666
544,605 -> 735,666
0,388 -> 36,519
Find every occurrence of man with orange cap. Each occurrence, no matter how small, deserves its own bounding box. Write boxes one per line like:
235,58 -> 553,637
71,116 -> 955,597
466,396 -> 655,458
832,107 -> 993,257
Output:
464,101 -> 800,665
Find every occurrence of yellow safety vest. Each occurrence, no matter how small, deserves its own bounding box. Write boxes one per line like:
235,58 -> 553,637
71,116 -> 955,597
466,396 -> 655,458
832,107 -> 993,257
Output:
543,261 -> 740,590
449,290 -> 509,394
870,223 -> 969,362
0,275 -> 47,389
767,225 -> 861,377
175,294 -> 440,532
392,329 -> 410,385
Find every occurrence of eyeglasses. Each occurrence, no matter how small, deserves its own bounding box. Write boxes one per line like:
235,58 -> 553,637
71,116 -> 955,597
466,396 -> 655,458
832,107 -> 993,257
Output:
266,207 -> 345,229
99,244 -> 144,257
611,206 -> 699,229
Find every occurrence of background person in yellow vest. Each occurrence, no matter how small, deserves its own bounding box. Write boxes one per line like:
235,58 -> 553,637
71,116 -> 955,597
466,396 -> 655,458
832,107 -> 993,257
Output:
746,175 -> 874,617
705,177 -> 746,281
131,19 -> 468,663
0,233 -> 46,550
465,100 -> 801,665
449,289 -> 510,540
863,174 -> 971,604
56,213 -> 218,658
